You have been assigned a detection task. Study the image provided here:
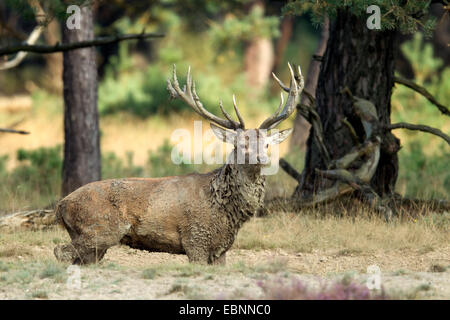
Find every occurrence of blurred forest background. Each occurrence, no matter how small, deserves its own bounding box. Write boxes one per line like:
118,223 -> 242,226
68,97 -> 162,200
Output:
0,0 -> 448,213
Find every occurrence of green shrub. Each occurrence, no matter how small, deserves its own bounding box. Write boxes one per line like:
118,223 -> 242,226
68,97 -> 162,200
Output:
0,146 -> 63,210
15,146 -> 62,189
396,141 -> 449,199
0,141 -> 206,211
102,151 -> 144,179
39,262 -> 64,279
146,139 -> 197,177
391,33 -> 449,200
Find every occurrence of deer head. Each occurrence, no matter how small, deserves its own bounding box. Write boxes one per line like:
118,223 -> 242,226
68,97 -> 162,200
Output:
167,63 -> 304,166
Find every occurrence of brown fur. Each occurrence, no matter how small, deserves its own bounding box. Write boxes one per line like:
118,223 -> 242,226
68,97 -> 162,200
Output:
54,64 -> 301,265
54,161 -> 265,265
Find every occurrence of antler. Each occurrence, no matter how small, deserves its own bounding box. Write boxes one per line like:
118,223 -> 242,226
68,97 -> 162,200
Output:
259,63 -> 304,129
167,65 -> 245,130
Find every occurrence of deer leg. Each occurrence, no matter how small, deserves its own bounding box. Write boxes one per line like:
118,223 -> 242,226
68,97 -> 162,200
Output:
211,252 -> 226,265
54,239 -> 109,265
185,247 -> 210,264
55,224 -> 125,265
56,208 -> 130,264
54,243 -> 79,263
182,237 -> 209,264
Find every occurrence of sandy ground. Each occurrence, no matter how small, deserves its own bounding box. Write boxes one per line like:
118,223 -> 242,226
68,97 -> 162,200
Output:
0,245 -> 449,300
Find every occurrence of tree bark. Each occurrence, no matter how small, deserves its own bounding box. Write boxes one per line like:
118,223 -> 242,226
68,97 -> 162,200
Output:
61,5 -> 101,196
294,9 -> 400,199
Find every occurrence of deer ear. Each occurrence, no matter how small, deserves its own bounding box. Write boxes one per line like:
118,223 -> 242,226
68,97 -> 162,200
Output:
267,128 -> 293,145
211,123 -> 237,144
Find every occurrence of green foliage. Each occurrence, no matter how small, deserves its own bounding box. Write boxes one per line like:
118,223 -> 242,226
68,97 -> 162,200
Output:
146,140 -> 196,177
97,0 -> 287,118
16,147 -> 62,186
0,147 -> 63,208
283,0 -> 436,36
39,262 -> 64,279
392,33 -> 448,135
98,41 -> 250,117
3,0 -> 90,24
102,151 -> 144,179
397,142 -> 449,199
210,5 -> 280,51
0,147 -> 62,211
98,61 -> 245,117
391,33 -> 450,199
0,141 -> 204,211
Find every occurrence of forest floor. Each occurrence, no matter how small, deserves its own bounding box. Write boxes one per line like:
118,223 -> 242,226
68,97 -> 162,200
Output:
0,213 -> 448,300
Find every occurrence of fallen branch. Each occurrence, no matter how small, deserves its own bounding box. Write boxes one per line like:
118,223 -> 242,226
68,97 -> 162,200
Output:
315,167 -> 393,221
0,32 -> 164,56
341,117 -> 360,146
394,76 -> 450,117
0,209 -> 55,230
279,158 -> 302,182
387,122 -> 450,145
0,128 -> 30,134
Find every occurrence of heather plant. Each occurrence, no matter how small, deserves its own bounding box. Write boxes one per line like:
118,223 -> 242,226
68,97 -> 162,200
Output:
255,277 -> 389,300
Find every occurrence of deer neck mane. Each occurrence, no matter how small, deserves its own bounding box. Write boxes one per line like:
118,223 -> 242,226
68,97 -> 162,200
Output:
210,153 -> 266,226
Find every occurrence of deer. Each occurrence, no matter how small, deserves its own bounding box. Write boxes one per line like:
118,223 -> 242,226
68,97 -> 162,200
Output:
54,63 -> 304,265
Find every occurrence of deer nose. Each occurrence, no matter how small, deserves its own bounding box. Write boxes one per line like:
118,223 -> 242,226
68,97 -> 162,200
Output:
257,155 -> 269,164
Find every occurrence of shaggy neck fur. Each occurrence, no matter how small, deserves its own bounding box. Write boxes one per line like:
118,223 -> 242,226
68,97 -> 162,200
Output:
210,151 -> 266,229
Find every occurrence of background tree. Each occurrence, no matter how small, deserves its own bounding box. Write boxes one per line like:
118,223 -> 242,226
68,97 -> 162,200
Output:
283,0 -> 448,203
61,4 -> 101,196
0,0 -> 163,197
1,0 -> 447,214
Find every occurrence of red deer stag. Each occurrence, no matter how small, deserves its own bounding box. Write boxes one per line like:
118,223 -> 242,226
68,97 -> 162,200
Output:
54,64 -> 303,264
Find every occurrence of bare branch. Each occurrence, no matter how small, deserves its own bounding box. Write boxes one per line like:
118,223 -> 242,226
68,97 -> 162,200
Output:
0,26 -> 43,70
0,32 -> 164,56
394,76 -> 450,117
341,117 -> 360,146
0,128 -> 30,134
0,0 -> 46,70
387,122 -> 450,145
279,158 -> 302,182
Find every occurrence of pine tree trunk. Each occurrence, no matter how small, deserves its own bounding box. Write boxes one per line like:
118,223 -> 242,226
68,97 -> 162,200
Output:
294,9 -> 400,198
61,6 -> 101,196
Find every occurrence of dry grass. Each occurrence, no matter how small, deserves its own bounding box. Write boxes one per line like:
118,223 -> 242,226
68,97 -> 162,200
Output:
0,213 -> 448,299
0,228 -> 68,261
234,211 -> 449,254
0,210 -> 447,263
